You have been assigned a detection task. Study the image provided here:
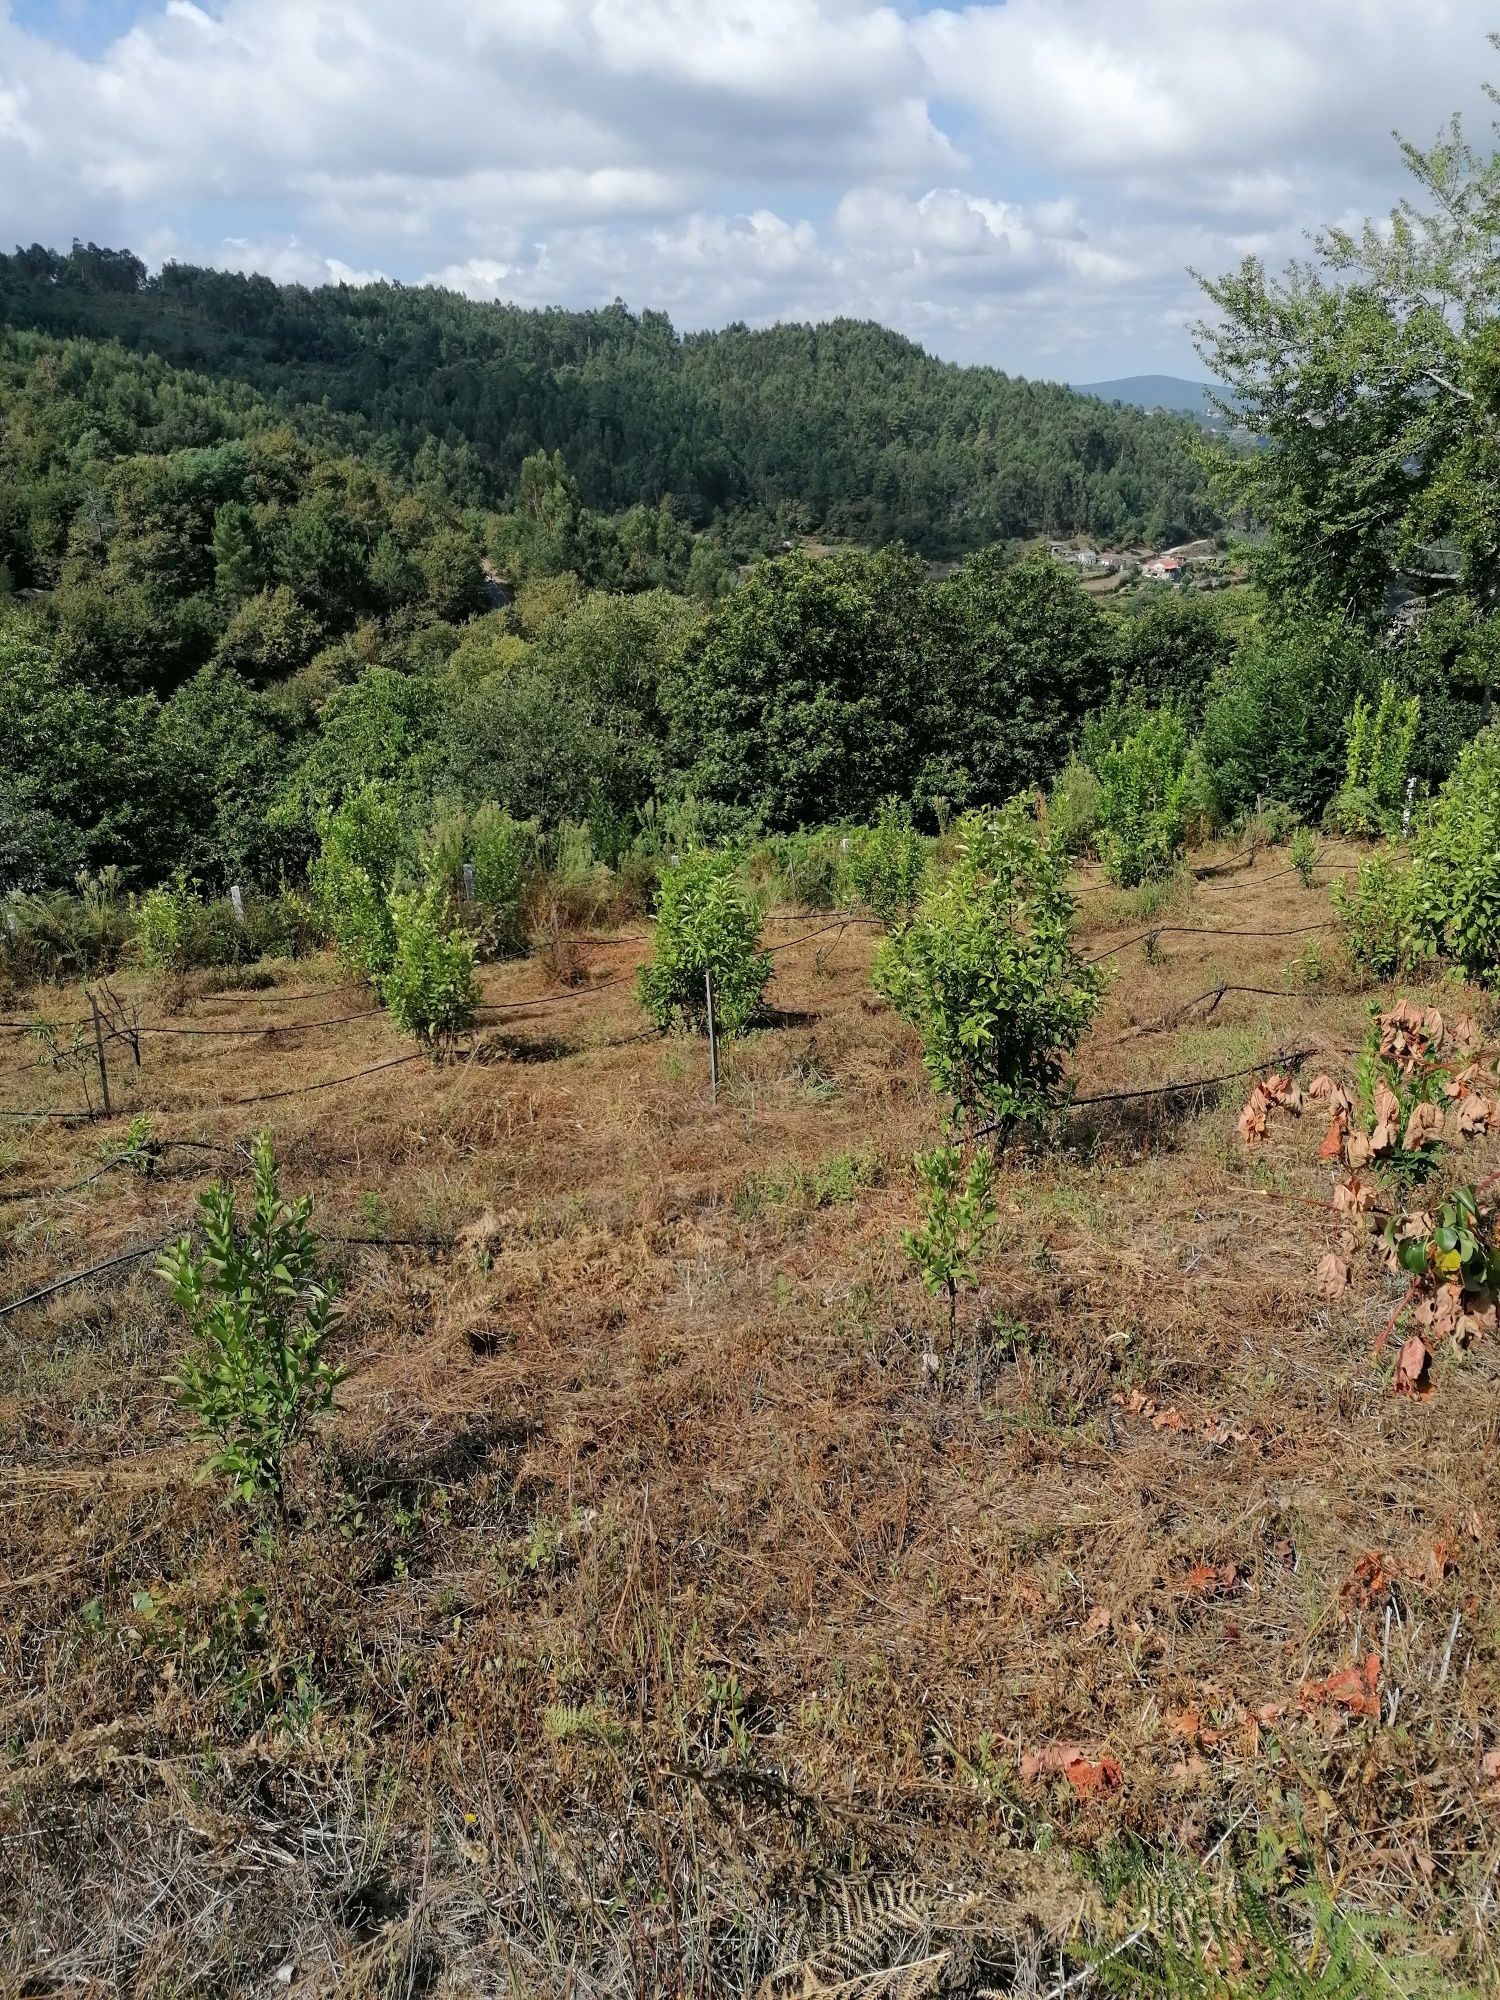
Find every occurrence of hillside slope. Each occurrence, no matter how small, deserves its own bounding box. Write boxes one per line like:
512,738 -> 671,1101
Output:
0,242 -> 1216,554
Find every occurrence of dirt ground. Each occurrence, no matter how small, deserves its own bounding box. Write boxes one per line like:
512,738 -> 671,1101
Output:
2,842 -> 1498,1997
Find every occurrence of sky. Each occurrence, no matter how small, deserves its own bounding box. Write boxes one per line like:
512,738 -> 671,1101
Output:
0,0 -> 1492,380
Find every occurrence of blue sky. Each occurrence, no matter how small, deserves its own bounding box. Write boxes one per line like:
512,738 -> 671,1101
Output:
0,1 -> 1490,379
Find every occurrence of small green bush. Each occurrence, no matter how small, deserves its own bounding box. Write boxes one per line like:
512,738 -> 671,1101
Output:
638,848 -> 771,1035
470,805 -> 541,954
1329,680 -> 1420,835
1331,852 -> 1420,983
904,1143 -> 997,1346
422,803 -> 541,957
1047,756 -> 1103,858
1095,708 -> 1195,887
310,784 -> 411,983
135,878 -> 312,975
382,883 -> 479,1052
873,801 -> 1103,1136
134,877 -> 202,974
849,800 -> 925,931
751,827 -> 851,914
1289,824 -> 1317,887
1406,726 -> 1500,983
159,1131 -> 343,1509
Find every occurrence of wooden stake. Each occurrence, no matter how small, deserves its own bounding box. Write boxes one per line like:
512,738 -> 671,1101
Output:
87,989 -> 111,1120
705,969 -> 719,1102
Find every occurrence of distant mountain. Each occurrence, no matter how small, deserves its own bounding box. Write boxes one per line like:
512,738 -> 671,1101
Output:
1074,375 -> 1224,420
0,242 -> 1218,555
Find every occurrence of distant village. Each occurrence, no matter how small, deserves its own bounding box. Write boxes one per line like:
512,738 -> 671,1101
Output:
1044,536 -> 1242,594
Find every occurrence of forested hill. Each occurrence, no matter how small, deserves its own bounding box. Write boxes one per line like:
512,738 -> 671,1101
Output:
0,242 -> 1215,553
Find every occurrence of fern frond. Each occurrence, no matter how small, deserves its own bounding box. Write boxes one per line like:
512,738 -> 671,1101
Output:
755,1878 -> 957,2000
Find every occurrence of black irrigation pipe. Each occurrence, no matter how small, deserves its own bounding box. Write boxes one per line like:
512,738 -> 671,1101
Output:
966,1046 -> 1318,1143
217,1050 -> 426,1108
1112,984 -> 1330,1041
1082,920 -> 1337,968
1070,1046 -> 1317,1110
325,1232 -> 456,1251
0,1159 -> 121,1203
767,916 -> 883,953
0,1215 -> 464,1322
196,979 -> 369,1008
4,1051 -> 425,1117
474,975 -> 632,1015
124,1009 -> 387,1038
0,1229 -> 181,1321
0,1138 -> 240,1206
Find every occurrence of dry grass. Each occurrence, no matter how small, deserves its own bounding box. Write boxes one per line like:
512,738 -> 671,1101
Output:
2,849 -> 1498,1996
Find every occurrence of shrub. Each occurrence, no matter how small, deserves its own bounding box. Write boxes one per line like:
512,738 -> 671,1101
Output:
1200,612 -> 1376,822
382,883 -> 479,1052
1242,799 -> 1297,852
134,878 -> 313,975
752,827 -> 851,914
421,803 -> 540,958
873,801 -> 1104,1136
1290,824 -> 1317,887
638,847 -> 771,1035
1329,681 -> 1420,834
1331,852 -> 1420,983
543,820 -> 615,930
469,805 -> 541,954
309,784 -> 411,982
237,890 -> 318,965
1094,708 -> 1195,887
134,877 -> 201,974
904,1143 -> 997,1347
1047,756 -> 1103,858
158,1131 -> 343,1509
1406,726 -> 1500,983
849,799 -> 926,931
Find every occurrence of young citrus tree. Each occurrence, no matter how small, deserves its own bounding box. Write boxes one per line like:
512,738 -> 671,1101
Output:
904,1142 -> 997,1348
874,801 -> 1103,1138
309,783 -> 410,983
1331,681 -> 1419,835
383,882 -> 479,1053
638,847 -> 771,1034
1406,726 -> 1500,984
1094,707 -> 1195,887
159,1130 -> 343,1509
849,797 -> 926,931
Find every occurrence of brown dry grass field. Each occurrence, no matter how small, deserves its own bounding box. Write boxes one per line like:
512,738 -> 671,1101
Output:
2,842 -> 1498,1997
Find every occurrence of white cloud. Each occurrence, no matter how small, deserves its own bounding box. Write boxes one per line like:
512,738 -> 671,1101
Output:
914,1 -> 1485,178
0,0 -> 1493,374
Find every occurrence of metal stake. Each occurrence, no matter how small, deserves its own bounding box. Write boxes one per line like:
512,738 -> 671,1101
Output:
705,969 -> 719,1102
